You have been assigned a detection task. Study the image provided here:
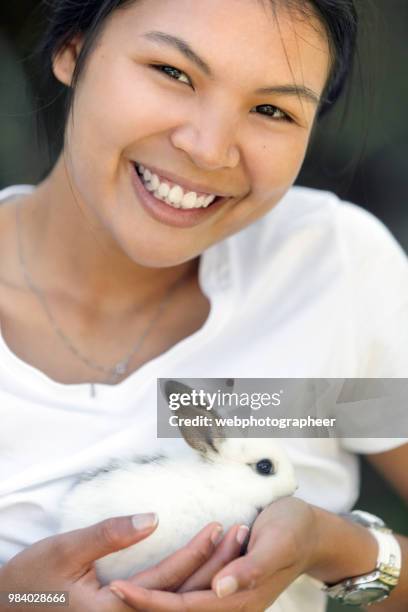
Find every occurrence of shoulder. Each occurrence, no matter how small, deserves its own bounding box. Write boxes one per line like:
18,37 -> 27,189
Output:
0,184 -> 36,249
0,184 -> 39,331
266,184 -> 403,249
230,186 -> 407,375
0,184 -> 35,202
0,184 -> 35,271
233,185 -> 407,278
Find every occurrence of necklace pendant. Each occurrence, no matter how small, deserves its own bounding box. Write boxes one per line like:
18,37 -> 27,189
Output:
16,200 -> 190,386
113,361 -> 127,377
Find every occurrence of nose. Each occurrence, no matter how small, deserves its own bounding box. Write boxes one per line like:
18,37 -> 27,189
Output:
170,107 -> 241,171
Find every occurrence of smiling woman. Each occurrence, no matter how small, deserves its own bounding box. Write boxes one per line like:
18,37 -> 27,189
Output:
0,1 -> 407,612
36,0 -> 334,264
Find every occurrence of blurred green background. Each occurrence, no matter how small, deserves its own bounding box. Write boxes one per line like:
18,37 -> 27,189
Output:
0,2 -> 407,610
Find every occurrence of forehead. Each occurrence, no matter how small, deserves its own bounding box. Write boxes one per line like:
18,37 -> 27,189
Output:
106,0 -> 330,95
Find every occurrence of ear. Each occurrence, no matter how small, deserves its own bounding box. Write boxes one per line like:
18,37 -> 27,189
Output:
163,380 -> 194,403
163,380 -> 225,456
52,35 -> 84,87
176,404 -> 225,456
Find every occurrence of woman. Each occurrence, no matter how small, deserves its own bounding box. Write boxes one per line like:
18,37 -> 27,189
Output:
0,0 -> 407,610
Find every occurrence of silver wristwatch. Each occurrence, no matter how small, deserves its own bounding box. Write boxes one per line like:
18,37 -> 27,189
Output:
323,510 -> 402,607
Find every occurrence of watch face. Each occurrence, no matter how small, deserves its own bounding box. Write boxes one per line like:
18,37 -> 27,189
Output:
344,587 -> 387,605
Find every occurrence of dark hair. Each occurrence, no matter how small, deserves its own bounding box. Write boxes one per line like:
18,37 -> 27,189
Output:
36,0 -> 358,159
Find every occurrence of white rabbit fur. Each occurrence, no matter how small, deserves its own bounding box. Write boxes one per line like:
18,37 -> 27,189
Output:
59,382 -> 298,585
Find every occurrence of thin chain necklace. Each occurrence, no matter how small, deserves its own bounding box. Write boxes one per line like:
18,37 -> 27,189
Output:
15,202 -> 191,392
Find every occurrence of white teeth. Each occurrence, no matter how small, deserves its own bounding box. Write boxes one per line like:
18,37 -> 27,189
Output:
150,174 -> 160,191
168,185 -> 184,206
137,163 -> 218,209
181,192 -> 197,209
158,182 -> 170,198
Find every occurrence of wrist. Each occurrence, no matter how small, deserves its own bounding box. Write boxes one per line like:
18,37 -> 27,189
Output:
306,505 -> 378,585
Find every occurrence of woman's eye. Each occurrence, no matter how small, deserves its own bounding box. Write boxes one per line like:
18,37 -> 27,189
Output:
252,104 -> 292,122
152,64 -> 192,87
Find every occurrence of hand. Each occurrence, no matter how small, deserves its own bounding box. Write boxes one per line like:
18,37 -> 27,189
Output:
0,513 -> 232,612
109,498 -> 320,611
120,523 -> 247,595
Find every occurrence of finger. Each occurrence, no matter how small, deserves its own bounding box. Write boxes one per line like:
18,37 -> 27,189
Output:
127,522 -> 223,591
52,513 -> 158,576
76,584 -> 139,612
178,524 -> 249,592
110,583 -> 249,612
212,528 -> 294,597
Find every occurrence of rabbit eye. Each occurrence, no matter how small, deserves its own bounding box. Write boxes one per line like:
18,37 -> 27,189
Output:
256,459 -> 275,475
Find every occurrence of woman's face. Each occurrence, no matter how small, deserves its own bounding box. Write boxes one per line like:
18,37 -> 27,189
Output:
59,0 -> 330,266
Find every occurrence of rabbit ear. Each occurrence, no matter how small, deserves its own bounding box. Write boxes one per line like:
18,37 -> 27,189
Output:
163,380 -> 197,403
163,380 -> 214,412
163,380 -> 225,456
176,404 -> 225,456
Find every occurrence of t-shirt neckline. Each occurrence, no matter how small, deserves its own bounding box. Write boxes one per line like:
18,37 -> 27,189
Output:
0,184 -> 235,403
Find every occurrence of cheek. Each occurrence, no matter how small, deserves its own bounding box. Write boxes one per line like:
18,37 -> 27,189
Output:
70,54 -> 187,162
219,128 -> 310,233
63,53 -> 186,210
248,129 -> 310,198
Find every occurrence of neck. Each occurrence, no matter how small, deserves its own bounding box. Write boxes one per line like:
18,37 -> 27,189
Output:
18,156 -> 199,311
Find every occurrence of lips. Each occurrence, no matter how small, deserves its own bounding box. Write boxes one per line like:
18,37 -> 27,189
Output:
133,161 -> 231,199
135,163 -> 218,209
129,162 -> 231,229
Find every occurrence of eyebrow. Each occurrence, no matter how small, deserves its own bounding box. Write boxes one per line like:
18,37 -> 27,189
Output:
142,30 -> 321,107
255,84 -> 320,106
143,31 -> 212,77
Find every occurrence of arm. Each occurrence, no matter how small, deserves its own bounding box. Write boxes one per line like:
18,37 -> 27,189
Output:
362,443 -> 408,610
310,443 -> 408,611
310,507 -> 408,611
365,443 -> 408,505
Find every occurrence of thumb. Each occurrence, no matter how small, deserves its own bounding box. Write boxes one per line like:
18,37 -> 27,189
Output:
211,553 -> 265,599
55,513 -> 158,574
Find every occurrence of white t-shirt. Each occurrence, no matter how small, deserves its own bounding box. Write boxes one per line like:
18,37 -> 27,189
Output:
0,184 -> 407,612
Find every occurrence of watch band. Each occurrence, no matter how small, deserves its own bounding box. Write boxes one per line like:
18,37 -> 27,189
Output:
320,510 -> 402,606
369,527 -> 401,587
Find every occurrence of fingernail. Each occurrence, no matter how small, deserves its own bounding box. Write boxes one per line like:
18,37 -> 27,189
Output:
236,524 -> 250,545
211,525 -> 224,546
110,586 -> 125,600
131,512 -> 158,531
215,575 -> 238,598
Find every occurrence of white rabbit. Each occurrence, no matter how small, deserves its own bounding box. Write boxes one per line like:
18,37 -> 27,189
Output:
59,380 -> 298,585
